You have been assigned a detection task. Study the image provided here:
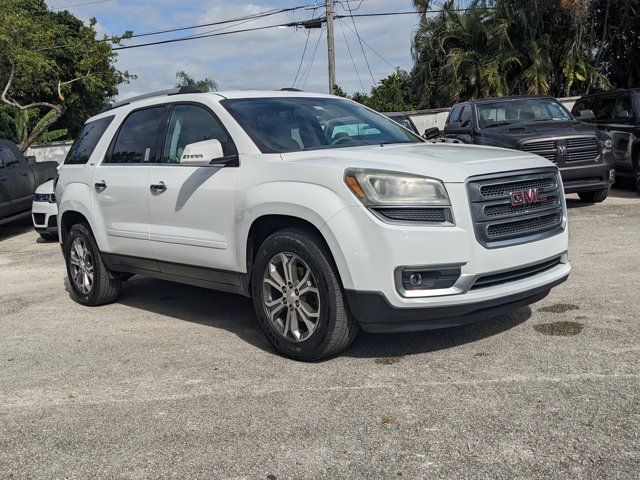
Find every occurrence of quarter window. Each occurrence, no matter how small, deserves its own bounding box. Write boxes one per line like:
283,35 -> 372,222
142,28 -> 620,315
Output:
448,106 -> 462,125
162,104 -> 236,163
65,116 -> 114,165
106,106 -> 166,164
459,106 -> 471,127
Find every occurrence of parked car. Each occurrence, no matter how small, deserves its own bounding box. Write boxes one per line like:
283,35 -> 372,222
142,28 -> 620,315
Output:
437,95 -> 616,203
383,112 -> 420,135
32,179 -> 58,241
56,88 -> 570,360
0,140 -> 58,227
571,88 -> 640,193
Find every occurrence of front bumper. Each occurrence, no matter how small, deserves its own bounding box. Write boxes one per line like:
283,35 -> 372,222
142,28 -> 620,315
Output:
321,180 -> 570,330
559,153 -> 616,193
31,201 -> 58,235
347,273 -> 568,333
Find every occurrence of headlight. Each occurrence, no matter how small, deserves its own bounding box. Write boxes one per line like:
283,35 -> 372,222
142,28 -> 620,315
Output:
34,193 -> 56,203
344,169 -> 450,206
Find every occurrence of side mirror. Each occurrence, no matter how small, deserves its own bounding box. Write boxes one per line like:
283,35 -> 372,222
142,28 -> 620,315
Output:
26,155 -> 37,164
423,127 -> 441,140
615,110 -> 633,120
444,121 -> 472,135
0,159 -> 5,169
180,139 -> 225,166
575,109 -> 595,120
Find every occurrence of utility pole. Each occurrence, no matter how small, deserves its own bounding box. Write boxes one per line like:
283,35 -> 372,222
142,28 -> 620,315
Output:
326,0 -> 336,94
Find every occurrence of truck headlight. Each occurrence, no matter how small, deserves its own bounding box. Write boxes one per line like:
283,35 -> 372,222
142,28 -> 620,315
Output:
34,193 -> 56,203
344,169 -> 450,206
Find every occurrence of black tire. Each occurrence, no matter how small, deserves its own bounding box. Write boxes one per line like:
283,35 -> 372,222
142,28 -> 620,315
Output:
64,223 -> 121,306
39,232 -> 57,242
251,228 -> 358,361
578,188 -> 609,203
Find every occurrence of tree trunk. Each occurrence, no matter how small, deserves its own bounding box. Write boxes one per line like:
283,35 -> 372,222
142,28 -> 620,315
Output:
17,105 -> 66,152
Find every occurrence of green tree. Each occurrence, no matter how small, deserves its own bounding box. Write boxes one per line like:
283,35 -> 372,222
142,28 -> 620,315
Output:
0,0 -> 133,150
175,70 -> 218,92
366,70 -> 419,112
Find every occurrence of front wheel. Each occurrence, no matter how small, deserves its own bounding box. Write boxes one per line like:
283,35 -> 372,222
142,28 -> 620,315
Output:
578,188 -> 609,203
64,223 -> 122,306
251,229 -> 358,361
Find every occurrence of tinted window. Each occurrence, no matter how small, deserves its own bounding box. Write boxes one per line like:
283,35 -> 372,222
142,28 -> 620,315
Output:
614,94 -> 635,120
448,106 -> 462,124
459,106 -> 471,127
65,116 -> 114,165
107,106 -> 165,164
595,96 -> 616,120
162,105 -> 236,163
0,142 -> 18,165
222,97 -> 422,154
477,98 -> 572,128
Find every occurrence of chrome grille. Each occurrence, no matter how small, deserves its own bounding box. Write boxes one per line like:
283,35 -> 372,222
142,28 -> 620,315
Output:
519,136 -> 600,164
467,169 -> 565,248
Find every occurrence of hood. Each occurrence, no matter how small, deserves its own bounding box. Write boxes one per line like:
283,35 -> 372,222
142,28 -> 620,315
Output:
479,120 -> 601,147
281,142 -> 553,183
35,179 -> 55,194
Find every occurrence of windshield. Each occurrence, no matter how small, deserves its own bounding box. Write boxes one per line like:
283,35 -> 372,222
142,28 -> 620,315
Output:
476,98 -> 573,129
221,97 -> 423,153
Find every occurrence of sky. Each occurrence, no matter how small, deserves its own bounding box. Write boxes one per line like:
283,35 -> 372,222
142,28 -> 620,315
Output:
43,0 -> 421,100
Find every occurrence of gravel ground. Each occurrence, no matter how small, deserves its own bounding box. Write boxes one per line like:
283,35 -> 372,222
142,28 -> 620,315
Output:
0,186 -> 639,479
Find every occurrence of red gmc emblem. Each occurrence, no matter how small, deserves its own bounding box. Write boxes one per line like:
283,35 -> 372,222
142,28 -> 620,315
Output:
510,188 -> 544,206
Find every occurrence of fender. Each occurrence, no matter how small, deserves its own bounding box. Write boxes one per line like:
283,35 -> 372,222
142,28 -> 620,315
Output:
58,182 -> 103,247
237,181 -> 355,288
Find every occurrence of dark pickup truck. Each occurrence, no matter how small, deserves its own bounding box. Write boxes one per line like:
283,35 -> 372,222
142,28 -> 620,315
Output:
0,140 -> 58,226
571,88 -> 640,193
439,95 -> 616,203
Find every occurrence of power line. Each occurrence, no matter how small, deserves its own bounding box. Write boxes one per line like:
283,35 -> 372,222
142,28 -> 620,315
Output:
338,18 -> 365,91
334,7 -> 484,19
339,19 -> 395,70
343,0 -> 375,87
300,27 -> 324,90
292,7 -> 316,89
50,0 -> 113,9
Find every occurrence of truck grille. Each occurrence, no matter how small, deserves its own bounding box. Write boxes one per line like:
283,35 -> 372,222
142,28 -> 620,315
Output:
373,207 -> 451,223
519,136 -> 600,164
467,169 -> 565,248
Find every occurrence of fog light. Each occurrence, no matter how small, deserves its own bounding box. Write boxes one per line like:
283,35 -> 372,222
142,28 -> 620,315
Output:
609,169 -> 616,181
400,266 -> 462,291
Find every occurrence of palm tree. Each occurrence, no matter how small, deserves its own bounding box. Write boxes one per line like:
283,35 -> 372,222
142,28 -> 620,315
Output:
175,70 -> 218,92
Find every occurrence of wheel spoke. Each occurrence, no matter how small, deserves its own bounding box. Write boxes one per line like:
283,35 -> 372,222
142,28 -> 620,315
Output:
279,253 -> 292,284
269,302 -> 287,322
264,296 -> 284,308
283,309 -> 292,338
297,308 -> 317,332
299,284 -> 319,296
298,299 -> 319,318
295,268 -> 310,290
289,309 -> 301,340
69,253 -> 80,266
268,262 -> 286,289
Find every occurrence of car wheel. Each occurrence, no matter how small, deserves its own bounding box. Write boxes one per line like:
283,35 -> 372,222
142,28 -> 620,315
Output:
39,232 -> 57,242
578,188 -> 609,203
251,228 -> 358,361
64,223 -> 121,306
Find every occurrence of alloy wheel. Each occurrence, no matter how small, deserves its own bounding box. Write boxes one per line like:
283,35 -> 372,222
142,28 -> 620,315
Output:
69,237 -> 94,294
262,252 -> 321,342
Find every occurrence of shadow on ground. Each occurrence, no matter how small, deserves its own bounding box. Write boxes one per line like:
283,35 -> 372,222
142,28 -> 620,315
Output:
0,217 -> 34,242
96,275 -> 531,360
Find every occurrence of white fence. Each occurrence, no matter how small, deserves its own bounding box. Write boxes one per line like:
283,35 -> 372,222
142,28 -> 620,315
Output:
26,140 -> 73,164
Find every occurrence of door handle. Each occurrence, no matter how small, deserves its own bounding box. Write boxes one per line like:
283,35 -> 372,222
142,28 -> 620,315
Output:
21,172 -> 29,177
94,181 -> 107,192
150,181 -> 167,192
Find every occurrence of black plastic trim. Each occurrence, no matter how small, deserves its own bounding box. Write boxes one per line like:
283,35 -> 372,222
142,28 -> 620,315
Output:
344,274 -> 568,333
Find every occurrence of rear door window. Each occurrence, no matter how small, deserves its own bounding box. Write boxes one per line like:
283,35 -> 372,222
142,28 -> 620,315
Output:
594,96 -> 616,120
106,106 -> 166,164
65,116 -> 114,165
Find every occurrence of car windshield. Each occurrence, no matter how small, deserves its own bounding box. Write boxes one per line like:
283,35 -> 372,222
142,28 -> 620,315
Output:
221,97 -> 423,153
476,98 -> 573,129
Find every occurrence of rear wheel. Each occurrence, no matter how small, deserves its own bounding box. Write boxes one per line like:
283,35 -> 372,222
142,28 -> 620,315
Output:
578,188 -> 609,203
251,229 -> 358,361
64,223 -> 121,306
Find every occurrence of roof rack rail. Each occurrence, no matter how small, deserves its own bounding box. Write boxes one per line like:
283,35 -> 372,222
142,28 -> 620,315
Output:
100,86 -> 203,113
280,87 -> 302,92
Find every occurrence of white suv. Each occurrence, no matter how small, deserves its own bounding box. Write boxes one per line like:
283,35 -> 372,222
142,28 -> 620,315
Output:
56,88 -> 571,360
